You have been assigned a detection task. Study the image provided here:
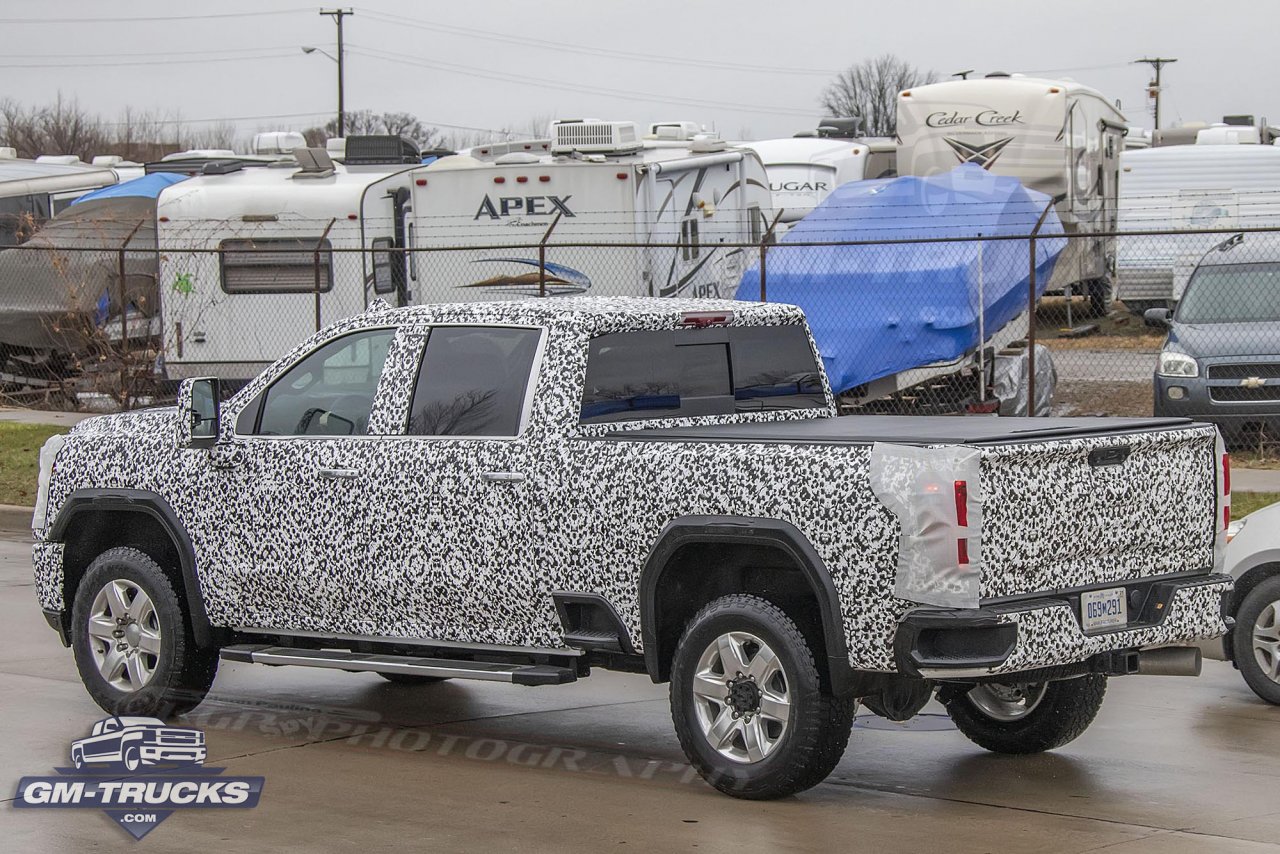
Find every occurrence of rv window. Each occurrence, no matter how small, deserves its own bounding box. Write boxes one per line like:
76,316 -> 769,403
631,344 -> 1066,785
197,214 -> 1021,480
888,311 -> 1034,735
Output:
245,328 -> 395,436
371,237 -> 396,295
406,326 -> 541,436
0,194 -> 50,247
580,325 -> 825,424
680,218 -> 700,261
220,237 -> 334,294
748,206 -> 763,244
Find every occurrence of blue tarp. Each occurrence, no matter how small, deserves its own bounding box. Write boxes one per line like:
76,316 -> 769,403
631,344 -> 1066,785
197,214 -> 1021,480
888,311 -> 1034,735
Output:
736,163 -> 1066,395
71,172 -> 187,205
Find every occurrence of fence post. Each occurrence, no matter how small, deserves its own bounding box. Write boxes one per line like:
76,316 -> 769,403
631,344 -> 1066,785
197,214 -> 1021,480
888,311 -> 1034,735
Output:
759,209 -> 784,302
538,212 -> 563,299
1026,197 -> 1058,415
117,219 -> 145,408
314,218 -> 336,332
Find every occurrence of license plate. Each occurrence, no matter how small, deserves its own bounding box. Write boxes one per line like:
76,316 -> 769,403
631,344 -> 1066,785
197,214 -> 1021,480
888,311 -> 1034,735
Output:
1081,587 -> 1127,633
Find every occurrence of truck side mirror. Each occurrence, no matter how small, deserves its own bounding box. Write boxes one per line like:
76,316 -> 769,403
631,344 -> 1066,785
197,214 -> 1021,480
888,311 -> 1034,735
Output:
178,377 -> 221,449
1143,307 -> 1172,329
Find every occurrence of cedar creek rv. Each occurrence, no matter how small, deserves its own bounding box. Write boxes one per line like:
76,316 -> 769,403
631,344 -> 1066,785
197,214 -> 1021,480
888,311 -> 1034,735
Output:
156,138 -> 421,380
896,75 -> 1126,315
408,120 -> 773,301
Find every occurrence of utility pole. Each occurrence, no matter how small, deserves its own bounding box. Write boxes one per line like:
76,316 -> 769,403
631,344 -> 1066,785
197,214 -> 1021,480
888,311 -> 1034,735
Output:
1134,57 -> 1177,130
320,8 -> 354,136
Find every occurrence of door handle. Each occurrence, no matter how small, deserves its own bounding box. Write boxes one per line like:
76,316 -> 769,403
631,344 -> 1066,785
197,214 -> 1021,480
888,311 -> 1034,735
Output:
481,471 -> 526,483
317,467 -> 360,481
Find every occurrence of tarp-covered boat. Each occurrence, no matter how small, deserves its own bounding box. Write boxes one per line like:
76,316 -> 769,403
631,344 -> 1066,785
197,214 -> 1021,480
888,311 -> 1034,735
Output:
0,172 -> 186,353
736,163 -> 1066,396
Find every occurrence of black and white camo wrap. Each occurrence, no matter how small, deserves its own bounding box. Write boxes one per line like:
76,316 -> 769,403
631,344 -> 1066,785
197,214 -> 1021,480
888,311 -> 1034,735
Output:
33,298 -> 1228,674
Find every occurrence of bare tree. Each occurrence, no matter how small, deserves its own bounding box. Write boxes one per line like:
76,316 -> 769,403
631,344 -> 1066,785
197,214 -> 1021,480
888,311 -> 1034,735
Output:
39,94 -> 106,157
184,120 -> 239,151
819,54 -> 938,136
0,98 -> 43,157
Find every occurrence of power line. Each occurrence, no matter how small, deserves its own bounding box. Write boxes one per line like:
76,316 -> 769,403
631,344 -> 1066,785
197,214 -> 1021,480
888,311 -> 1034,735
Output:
0,45 -> 312,60
359,9 -> 841,77
0,8 -> 312,24
0,52 -> 303,70
348,46 -> 816,118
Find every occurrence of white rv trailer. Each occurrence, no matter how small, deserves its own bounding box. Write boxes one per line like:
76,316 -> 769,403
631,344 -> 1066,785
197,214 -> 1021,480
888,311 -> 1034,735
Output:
1115,143 -> 1280,311
408,120 -> 773,302
897,75 -> 1127,315
0,150 -> 120,247
739,138 -> 871,223
156,149 -> 419,380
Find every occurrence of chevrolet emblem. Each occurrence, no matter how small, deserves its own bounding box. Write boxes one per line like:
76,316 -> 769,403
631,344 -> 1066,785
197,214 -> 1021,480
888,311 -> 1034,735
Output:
1241,376 -> 1266,389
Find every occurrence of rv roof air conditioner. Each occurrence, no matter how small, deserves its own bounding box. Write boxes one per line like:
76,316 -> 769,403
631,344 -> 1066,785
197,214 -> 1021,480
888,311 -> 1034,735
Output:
815,116 -> 864,139
648,121 -> 703,141
343,135 -> 420,166
550,120 -> 642,155
0,147 -> 16,159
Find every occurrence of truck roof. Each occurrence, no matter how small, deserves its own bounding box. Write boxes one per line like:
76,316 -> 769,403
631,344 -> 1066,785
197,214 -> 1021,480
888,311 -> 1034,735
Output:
361,296 -> 804,329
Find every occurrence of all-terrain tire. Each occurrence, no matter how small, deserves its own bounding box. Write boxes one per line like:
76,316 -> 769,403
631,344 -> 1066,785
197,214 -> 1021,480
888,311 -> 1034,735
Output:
71,547 -> 218,717
943,675 -> 1107,754
1233,576 -> 1280,705
669,594 -> 854,800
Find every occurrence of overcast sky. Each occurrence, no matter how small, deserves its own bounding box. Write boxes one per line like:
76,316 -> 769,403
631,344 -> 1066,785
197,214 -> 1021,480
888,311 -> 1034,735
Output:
2,0 -> 1276,144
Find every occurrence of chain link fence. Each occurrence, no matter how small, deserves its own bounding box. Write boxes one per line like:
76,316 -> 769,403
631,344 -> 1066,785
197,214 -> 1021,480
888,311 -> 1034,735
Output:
2,224 -> 1278,450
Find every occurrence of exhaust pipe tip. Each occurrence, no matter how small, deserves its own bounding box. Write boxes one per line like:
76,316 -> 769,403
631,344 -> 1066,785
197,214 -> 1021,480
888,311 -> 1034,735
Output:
1135,646 -> 1202,677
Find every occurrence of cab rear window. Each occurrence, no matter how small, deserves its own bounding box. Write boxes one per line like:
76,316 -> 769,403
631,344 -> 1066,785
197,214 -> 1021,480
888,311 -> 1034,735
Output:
580,325 -> 825,423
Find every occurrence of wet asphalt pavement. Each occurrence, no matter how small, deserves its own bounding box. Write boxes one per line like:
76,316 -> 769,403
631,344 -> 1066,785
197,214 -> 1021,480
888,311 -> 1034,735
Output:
2,531 -> 1279,854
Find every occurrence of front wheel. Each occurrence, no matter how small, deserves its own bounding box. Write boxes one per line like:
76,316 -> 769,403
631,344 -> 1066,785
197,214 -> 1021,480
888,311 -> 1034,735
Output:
669,594 -> 854,800
70,547 -> 218,717
943,675 -> 1107,754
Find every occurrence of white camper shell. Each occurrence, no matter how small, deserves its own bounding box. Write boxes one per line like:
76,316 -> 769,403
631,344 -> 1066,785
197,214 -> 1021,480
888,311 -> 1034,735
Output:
1116,144 -> 1280,310
408,120 -> 773,303
156,157 -> 417,380
896,76 -> 1127,314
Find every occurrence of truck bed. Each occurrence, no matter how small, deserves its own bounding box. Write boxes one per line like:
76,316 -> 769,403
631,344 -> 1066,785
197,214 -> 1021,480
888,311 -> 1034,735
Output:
599,415 -> 1194,447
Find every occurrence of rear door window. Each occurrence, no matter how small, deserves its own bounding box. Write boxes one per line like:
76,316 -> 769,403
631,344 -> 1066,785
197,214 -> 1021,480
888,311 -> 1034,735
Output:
406,326 -> 542,436
580,325 -> 825,423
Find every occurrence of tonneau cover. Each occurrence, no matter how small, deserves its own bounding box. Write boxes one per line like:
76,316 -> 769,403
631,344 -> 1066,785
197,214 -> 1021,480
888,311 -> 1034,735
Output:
600,414 -> 1194,446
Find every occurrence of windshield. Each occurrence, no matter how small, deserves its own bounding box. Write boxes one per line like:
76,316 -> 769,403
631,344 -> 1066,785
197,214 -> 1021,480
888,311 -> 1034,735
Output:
1177,262 -> 1280,324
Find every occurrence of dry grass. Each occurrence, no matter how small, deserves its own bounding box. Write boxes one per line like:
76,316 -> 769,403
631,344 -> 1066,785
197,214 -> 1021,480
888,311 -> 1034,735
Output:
1034,298 -> 1166,351
1052,381 -> 1153,418
1234,492 -> 1280,518
0,422 -> 67,506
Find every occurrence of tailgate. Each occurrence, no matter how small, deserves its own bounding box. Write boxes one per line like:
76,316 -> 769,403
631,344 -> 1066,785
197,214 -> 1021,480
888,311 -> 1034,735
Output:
979,425 -> 1219,599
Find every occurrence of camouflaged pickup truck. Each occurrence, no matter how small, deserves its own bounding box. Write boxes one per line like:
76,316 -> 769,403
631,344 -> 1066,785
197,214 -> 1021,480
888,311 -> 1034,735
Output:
32,297 -> 1232,799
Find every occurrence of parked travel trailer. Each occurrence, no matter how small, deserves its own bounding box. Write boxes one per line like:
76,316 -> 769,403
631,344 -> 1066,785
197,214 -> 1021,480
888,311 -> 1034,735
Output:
155,139 -> 421,380
0,150 -> 121,247
1116,143 -> 1280,311
739,138 -> 872,223
408,120 -> 773,302
897,74 -> 1127,315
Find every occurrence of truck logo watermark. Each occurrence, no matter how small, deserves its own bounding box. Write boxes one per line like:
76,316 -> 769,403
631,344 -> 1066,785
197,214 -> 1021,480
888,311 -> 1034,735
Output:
925,109 -> 1024,128
943,136 -> 1015,170
1241,376 -> 1266,389
13,716 -> 264,840
474,194 -> 575,220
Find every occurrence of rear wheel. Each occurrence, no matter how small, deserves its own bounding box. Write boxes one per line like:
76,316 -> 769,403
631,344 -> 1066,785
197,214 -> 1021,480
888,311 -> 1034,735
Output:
71,547 -> 218,717
943,675 -> 1107,754
1233,576 -> 1280,705
669,594 -> 854,800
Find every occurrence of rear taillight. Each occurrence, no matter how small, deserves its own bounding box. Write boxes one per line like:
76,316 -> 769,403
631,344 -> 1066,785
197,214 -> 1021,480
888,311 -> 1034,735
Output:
955,479 -> 970,564
1223,452 -> 1231,529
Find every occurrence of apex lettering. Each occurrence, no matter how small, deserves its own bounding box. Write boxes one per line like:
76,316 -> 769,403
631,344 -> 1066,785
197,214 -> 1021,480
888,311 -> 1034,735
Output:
475,195 -> 575,220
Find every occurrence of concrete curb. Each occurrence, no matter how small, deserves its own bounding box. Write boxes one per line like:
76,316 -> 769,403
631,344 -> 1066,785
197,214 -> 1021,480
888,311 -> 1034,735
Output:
0,504 -> 33,536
